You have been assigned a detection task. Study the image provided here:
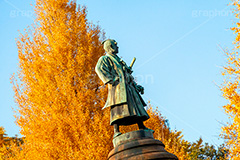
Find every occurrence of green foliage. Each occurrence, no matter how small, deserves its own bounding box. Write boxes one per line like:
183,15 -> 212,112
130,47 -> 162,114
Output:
187,138 -> 228,160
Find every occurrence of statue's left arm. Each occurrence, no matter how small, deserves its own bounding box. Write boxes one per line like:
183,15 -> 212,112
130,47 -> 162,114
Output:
132,80 -> 144,94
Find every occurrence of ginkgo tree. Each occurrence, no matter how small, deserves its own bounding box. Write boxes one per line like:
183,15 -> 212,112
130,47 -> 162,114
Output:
10,0 -> 111,159
0,127 -> 6,148
220,0 -> 240,159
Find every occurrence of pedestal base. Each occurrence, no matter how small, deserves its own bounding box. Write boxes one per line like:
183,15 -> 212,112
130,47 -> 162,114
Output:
108,130 -> 178,160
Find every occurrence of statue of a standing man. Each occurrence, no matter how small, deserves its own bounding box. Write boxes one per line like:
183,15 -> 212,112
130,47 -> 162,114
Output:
95,39 -> 151,138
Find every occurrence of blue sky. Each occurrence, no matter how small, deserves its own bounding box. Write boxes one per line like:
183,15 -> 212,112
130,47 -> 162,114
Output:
0,0 -> 235,146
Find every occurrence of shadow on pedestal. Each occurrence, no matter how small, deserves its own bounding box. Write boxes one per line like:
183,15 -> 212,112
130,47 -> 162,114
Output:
108,130 -> 178,160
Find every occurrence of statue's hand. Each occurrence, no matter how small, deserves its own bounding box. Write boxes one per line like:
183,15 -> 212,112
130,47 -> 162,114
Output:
136,85 -> 144,94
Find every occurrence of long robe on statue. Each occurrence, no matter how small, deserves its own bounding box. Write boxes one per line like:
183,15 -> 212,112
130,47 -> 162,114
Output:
95,53 -> 149,125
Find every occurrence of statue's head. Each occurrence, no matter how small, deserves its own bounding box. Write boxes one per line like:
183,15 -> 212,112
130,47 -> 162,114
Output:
102,39 -> 119,54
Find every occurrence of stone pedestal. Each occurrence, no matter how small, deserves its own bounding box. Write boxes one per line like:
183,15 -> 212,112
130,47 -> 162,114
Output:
108,130 -> 178,160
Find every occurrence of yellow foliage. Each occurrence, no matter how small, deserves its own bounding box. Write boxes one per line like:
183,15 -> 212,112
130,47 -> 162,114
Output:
0,127 -> 6,148
10,0 -> 112,159
220,0 -> 240,159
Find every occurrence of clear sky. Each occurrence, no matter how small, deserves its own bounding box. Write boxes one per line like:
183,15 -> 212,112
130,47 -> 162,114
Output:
0,0 -> 235,146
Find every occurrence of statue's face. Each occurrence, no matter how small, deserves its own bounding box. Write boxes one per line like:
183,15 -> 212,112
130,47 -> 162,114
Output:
111,41 -> 119,54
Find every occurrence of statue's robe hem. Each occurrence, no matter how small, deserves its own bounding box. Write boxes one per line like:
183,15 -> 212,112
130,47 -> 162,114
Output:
110,83 -> 150,125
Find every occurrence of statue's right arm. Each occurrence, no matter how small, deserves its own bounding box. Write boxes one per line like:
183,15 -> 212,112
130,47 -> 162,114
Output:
95,56 -> 115,85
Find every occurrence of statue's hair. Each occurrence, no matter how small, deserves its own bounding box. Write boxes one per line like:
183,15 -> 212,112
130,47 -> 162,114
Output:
102,39 -> 117,53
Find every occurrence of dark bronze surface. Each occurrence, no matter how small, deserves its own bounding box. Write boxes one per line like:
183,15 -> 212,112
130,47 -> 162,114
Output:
108,130 -> 178,160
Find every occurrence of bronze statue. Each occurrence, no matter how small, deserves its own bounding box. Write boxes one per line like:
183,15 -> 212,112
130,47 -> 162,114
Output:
95,39 -> 152,138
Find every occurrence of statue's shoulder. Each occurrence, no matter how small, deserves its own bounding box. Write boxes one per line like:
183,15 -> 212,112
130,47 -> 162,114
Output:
98,55 -> 111,62
100,55 -> 109,59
